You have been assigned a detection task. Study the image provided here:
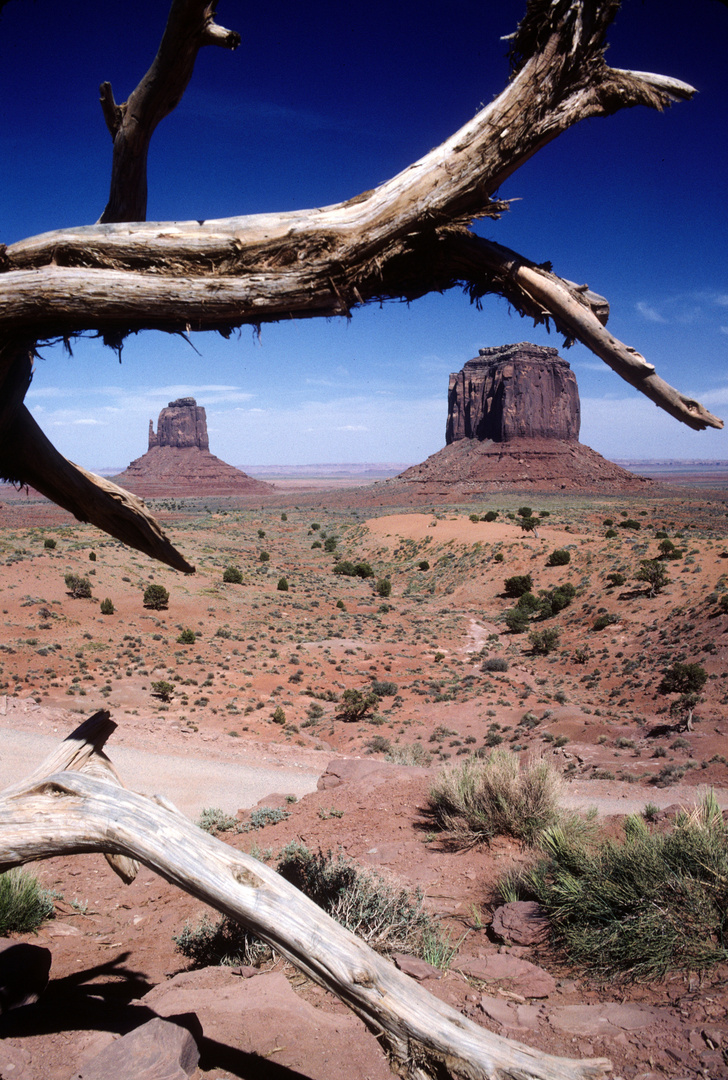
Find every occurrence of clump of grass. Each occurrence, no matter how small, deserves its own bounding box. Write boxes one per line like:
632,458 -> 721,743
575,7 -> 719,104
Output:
244,806 -> 290,831
428,749 -> 563,845
173,913 -> 269,967
0,869 -> 56,935
505,790 -> 728,979
386,743 -> 433,767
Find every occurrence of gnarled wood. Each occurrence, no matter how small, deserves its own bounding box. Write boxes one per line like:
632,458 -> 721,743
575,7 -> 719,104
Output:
0,715 -> 611,1080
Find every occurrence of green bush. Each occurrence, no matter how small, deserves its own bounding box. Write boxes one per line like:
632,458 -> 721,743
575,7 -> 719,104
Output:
371,679 -> 398,697
418,560 -> 430,571
176,628 -> 196,644
386,743 -> 433,767
64,573 -> 92,599
506,792 -> 728,978
99,597 -> 115,615
493,552 -> 504,563
337,688 -> 378,721
43,538 -> 57,550
259,551 -> 270,563
517,506 -> 533,518
376,578 -> 392,598
606,572 -> 625,587
0,869 -> 55,935
151,680 -> 174,702
618,519 -> 641,530
605,529 -> 618,538
504,608 -> 530,633
311,540 -> 322,549
547,549 -> 571,567
89,551 -> 96,562
333,560 -> 374,579
635,559 -> 669,596
529,628 -> 560,655
592,613 -> 620,631
257,529 -> 266,538
174,914 -> 268,968
659,662 -> 707,695
504,573 -> 533,598
143,583 -> 169,609
428,750 -> 563,846
280,512 -> 288,521
482,511 -> 498,522
223,565 -> 243,584
245,806 -> 290,830
271,706 -> 286,724
277,577 -> 289,591
324,536 -> 338,552
469,513 -> 480,523
537,582 -> 576,618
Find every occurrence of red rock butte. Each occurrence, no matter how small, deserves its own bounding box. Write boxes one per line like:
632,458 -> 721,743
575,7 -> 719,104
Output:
384,343 -> 652,498
112,397 -> 272,497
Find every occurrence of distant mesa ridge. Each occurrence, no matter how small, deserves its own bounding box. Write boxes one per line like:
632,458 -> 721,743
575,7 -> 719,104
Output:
388,342 -> 652,496
113,398 -> 272,497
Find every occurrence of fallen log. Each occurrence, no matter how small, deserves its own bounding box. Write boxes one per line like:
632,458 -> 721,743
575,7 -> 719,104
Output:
0,713 -> 612,1080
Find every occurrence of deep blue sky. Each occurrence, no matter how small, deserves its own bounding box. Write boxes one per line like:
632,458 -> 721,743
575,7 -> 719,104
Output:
2,0 -> 727,468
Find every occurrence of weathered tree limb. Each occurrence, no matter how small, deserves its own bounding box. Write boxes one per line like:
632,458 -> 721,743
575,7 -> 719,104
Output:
0,405 -> 194,573
99,0 -> 240,224
0,715 -> 611,1080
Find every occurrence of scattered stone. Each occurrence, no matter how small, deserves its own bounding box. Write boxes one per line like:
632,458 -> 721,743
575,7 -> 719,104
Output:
75,1017 -> 199,1080
548,1003 -> 671,1037
457,954 -> 556,998
393,954 -> 442,980
491,902 -> 550,946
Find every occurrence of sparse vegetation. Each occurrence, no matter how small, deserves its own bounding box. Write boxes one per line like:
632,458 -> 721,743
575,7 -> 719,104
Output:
504,574 -> 533,598
151,680 -> 174,702
197,807 -> 240,833
64,573 -> 92,599
143,583 -> 169,609
0,869 -> 55,935
99,597 -> 114,615
176,628 -> 196,644
223,565 -> 243,584
659,662 -> 708,695
547,548 -> 571,566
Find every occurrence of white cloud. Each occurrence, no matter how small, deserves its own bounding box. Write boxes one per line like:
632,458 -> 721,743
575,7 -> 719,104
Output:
636,301 -> 666,323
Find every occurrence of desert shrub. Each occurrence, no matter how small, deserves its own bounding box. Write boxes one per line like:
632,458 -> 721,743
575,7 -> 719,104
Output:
271,706 -> 286,725
176,628 -> 196,644
277,844 -> 442,957
223,565 -> 243,584
311,540 -> 322,549
257,529 -> 265,538
659,662 -> 707,695
43,538 -> 57,549
0,869 -> 55,935
537,582 -> 576,618
280,512 -> 287,521
482,510 -> 498,522
469,513 -> 480,523
259,550 -> 270,563
89,550 -> 96,561
635,559 -> 669,596
174,914 -> 269,967
618,519 -> 641,530
197,807 -> 240,834
335,599 -> 345,610
517,506 -> 533,518
386,743 -> 433,767
493,552 -> 504,563
603,518 -> 614,527
504,608 -> 530,633
99,597 -> 114,615
333,560 -> 355,576
143,583 -> 169,609
151,680 -> 174,701
310,523 -> 321,531
481,657 -> 508,672
376,578 -> 392,598
337,688 -> 378,721
605,528 -> 618,538
371,680 -> 398,697
592,613 -> 619,631
245,806 -> 290,830
719,594 -> 728,614
529,628 -> 560,655
64,573 -> 92,599
606,572 -> 625,587
323,536 -> 338,552
504,573 -> 533,598
418,560 -> 430,571
277,577 -> 289,591
515,591 -> 541,614
547,548 -> 571,567
428,750 -> 563,845
658,538 -> 676,557
508,792 -> 728,978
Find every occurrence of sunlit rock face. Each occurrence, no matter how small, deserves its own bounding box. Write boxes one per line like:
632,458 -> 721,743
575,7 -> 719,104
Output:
148,398 -> 210,451
446,343 -> 580,445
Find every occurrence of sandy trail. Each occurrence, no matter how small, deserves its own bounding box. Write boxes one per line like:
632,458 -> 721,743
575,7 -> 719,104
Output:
0,727 -> 321,818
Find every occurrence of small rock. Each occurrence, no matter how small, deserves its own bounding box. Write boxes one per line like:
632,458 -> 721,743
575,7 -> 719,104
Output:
393,954 -> 442,980
491,901 -> 550,946
74,1017 -> 199,1080
457,954 -> 556,998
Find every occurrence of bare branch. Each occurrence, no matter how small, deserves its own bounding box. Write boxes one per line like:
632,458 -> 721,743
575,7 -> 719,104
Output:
99,0 -> 240,224
0,404 -> 195,572
0,716 -> 612,1080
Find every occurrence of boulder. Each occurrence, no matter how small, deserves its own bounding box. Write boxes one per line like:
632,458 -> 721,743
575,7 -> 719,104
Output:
457,953 -> 556,998
75,1017 -> 199,1080
491,901 -> 551,946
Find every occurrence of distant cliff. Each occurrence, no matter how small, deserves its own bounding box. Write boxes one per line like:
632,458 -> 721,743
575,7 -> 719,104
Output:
148,397 -> 209,451
446,343 -> 580,444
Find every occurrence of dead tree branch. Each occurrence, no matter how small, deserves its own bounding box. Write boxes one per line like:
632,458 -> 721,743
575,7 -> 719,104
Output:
0,714 -> 612,1080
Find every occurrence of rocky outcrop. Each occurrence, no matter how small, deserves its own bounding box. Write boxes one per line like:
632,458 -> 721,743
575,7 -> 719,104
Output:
148,397 -> 209,451
446,343 -> 580,444
376,343 -> 652,499
113,398 -> 272,497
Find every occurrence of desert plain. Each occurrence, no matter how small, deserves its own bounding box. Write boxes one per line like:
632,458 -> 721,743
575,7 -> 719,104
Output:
2,476 -> 728,1079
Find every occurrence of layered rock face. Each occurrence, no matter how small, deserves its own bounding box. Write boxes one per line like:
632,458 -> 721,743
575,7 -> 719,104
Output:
446,343 -> 580,444
380,342 -> 651,498
113,398 -> 272,497
148,397 -> 209,451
